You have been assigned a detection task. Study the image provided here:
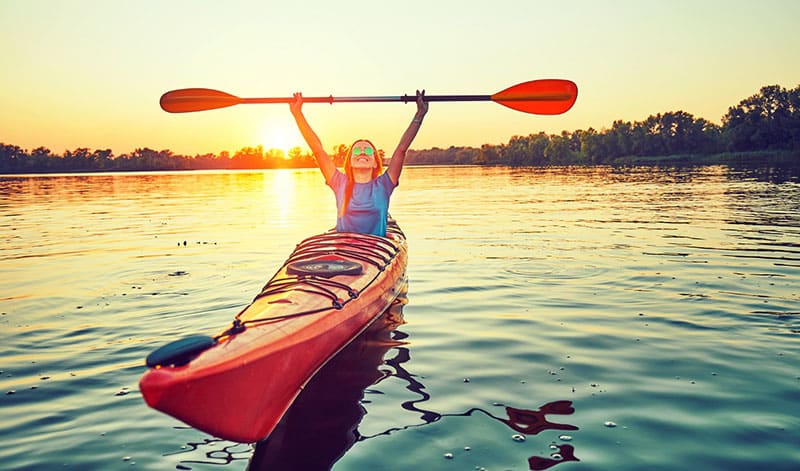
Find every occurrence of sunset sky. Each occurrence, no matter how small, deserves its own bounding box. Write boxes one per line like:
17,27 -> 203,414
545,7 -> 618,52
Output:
2,0 -> 799,157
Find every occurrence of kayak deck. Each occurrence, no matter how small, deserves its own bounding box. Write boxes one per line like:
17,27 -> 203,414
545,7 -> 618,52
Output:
139,221 -> 408,443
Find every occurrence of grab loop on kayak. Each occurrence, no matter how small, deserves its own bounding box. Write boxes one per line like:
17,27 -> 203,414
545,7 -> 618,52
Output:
225,319 -> 247,336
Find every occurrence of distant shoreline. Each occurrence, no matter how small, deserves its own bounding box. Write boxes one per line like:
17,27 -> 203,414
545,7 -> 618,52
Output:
599,150 -> 800,167
2,150 -> 798,176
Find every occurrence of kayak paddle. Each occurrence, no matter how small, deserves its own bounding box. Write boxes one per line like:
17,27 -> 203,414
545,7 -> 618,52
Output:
160,79 -> 577,115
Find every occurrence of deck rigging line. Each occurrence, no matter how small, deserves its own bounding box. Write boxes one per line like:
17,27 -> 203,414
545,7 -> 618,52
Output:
217,223 -> 403,339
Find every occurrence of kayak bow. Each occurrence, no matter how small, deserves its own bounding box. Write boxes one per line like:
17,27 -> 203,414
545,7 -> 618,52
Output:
139,221 -> 408,443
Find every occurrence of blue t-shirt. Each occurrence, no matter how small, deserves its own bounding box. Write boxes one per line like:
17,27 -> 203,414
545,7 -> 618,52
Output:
327,170 -> 396,236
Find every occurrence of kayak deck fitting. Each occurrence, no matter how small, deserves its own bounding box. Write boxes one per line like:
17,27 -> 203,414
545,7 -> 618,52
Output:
139,221 -> 408,443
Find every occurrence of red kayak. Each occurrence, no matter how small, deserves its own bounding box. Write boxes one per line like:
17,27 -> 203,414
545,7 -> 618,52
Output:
139,221 -> 408,443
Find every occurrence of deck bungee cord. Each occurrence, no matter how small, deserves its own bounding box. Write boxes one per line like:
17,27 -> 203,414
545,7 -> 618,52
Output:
220,231 -> 402,336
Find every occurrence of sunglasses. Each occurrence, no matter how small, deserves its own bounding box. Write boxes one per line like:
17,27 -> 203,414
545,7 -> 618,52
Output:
352,146 -> 374,156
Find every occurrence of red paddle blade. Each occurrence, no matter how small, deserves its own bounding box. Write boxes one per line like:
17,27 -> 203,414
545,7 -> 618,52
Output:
160,88 -> 243,113
491,79 -> 578,115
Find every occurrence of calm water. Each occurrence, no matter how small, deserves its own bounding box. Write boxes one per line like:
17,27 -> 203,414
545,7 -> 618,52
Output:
1,166 -> 798,470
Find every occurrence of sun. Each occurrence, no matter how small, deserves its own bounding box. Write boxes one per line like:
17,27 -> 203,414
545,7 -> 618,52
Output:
260,122 -> 304,158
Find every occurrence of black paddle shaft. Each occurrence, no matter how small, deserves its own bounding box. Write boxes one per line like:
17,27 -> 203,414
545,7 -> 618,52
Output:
242,94 -> 492,105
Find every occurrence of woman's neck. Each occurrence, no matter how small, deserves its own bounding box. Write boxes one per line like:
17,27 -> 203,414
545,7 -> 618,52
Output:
352,168 -> 374,183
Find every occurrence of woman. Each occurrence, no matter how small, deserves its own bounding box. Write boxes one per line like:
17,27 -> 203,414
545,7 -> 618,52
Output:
290,90 -> 428,237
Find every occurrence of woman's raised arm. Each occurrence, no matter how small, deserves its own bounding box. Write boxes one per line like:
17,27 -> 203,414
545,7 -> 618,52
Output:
290,93 -> 336,183
388,90 -> 428,185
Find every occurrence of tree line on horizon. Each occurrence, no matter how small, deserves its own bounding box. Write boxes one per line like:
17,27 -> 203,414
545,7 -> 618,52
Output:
2,83 -> 799,174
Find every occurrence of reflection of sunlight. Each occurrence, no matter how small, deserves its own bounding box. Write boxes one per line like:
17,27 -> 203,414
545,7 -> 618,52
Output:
265,170 -> 294,228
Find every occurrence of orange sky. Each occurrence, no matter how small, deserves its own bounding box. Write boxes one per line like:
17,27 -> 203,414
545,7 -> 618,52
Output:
1,0 -> 799,157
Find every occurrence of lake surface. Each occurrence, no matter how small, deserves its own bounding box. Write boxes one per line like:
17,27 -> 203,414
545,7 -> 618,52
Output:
1,166 -> 798,470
